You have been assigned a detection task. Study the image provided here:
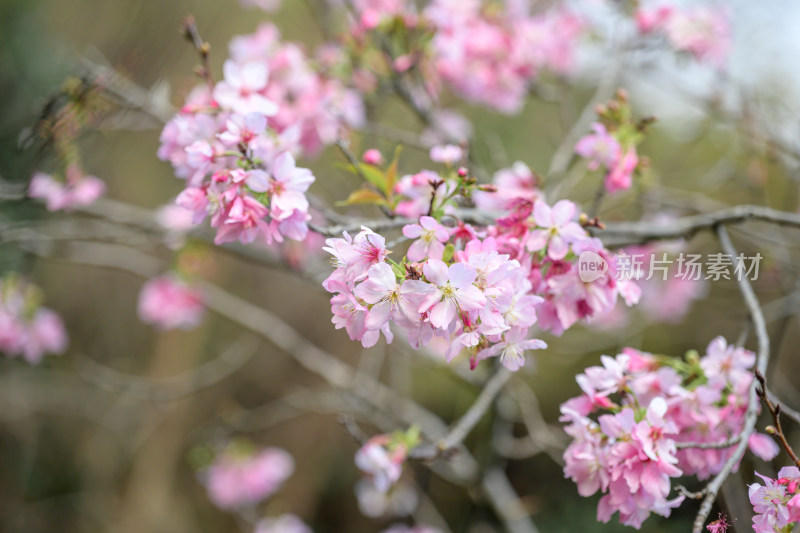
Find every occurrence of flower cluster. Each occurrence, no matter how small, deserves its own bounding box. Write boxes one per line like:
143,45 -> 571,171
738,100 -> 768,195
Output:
749,467 -> 800,532
159,22 -> 366,246
29,166 -> 105,212
355,433 -> 412,494
0,275 -> 68,364
425,0 -> 583,113
326,159 -> 640,367
561,337 -> 779,528
636,3 -> 731,68
323,223 -> 548,370
137,274 -> 205,331
574,90 -> 650,194
201,444 -> 295,511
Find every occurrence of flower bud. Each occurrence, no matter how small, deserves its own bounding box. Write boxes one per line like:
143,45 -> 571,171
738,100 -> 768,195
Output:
362,149 -> 383,166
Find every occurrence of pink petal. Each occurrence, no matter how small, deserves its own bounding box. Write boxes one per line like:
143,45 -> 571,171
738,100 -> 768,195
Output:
402,224 -> 423,239
423,259 -> 449,286
429,299 -> 455,329
551,200 -> 576,226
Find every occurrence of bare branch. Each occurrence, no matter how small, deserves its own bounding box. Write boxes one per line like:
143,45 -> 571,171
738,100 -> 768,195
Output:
596,204 -> 800,246
676,435 -> 742,450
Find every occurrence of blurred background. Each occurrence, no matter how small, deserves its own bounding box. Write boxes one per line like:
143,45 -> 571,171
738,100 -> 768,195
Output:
1,0 -> 800,532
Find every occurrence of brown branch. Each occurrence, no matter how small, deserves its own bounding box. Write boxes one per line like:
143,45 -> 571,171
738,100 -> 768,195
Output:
595,204 -> 800,246
756,371 -> 800,468
181,15 -> 215,92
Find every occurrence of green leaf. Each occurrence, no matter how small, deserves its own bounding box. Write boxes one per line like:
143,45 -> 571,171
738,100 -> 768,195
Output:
336,188 -> 388,207
391,262 -> 405,279
442,243 -> 455,263
385,145 -> 403,197
336,162 -> 389,196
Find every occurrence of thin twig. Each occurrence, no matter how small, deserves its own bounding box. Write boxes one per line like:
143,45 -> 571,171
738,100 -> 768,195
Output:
181,15 -> 215,92
756,372 -> 800,468
676,435 -> 742,450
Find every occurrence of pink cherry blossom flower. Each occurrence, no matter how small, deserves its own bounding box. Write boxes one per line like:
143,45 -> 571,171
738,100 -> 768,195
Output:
418,259 -> 486,329
156,203 -> 196,233
0,276 -> 68,364
402,216 -> 450,262
214,60 -> 279,116
476,327 -> 546,371
473,161 -> 541,211
176,186 -> 210,224
252,152 -> 314,221
324,228 -> 388,284
22,309 -> 68,364
218,112 -> 268,146
750,472 -> 793,532
355,436 -> 406,493
527,199 -> 587,260
788,494 -> 800,523
748,433 -> 780,462
664,6 -> 730,68
604,147 -> 638,193
429,144 -> 463,165
575,123 -> 621,171
214,194 -> 272,245
203,446 -> 294,510
705,513 -> 730,533
29,170 -> 105,212
636,5 -> 674,33
354,263 -> 432,331
363,149 -> 383,166
137,274 -> 204,330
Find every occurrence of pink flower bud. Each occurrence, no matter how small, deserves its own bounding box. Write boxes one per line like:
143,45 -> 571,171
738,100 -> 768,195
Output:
363,149 -> 384,166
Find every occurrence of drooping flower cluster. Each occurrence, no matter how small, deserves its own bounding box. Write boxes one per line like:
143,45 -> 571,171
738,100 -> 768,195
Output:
424,0 -> 583,113
749,467 -> 800,532
0,275 -> 68,364
29,166 -> 105,212
561,337 -> 779,528
636,3 -> 731,68
201,445 -> 295,511
137,274 -> 205,331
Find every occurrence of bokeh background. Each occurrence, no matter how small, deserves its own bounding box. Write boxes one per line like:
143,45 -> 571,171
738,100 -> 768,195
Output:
1,0 -> 800,532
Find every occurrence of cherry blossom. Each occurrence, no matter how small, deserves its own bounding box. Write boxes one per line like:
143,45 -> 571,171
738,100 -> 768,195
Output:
203,445 -> 295,510
137,274 -> 204,330
29,169 -> 105,212
0,275 -> 68,364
